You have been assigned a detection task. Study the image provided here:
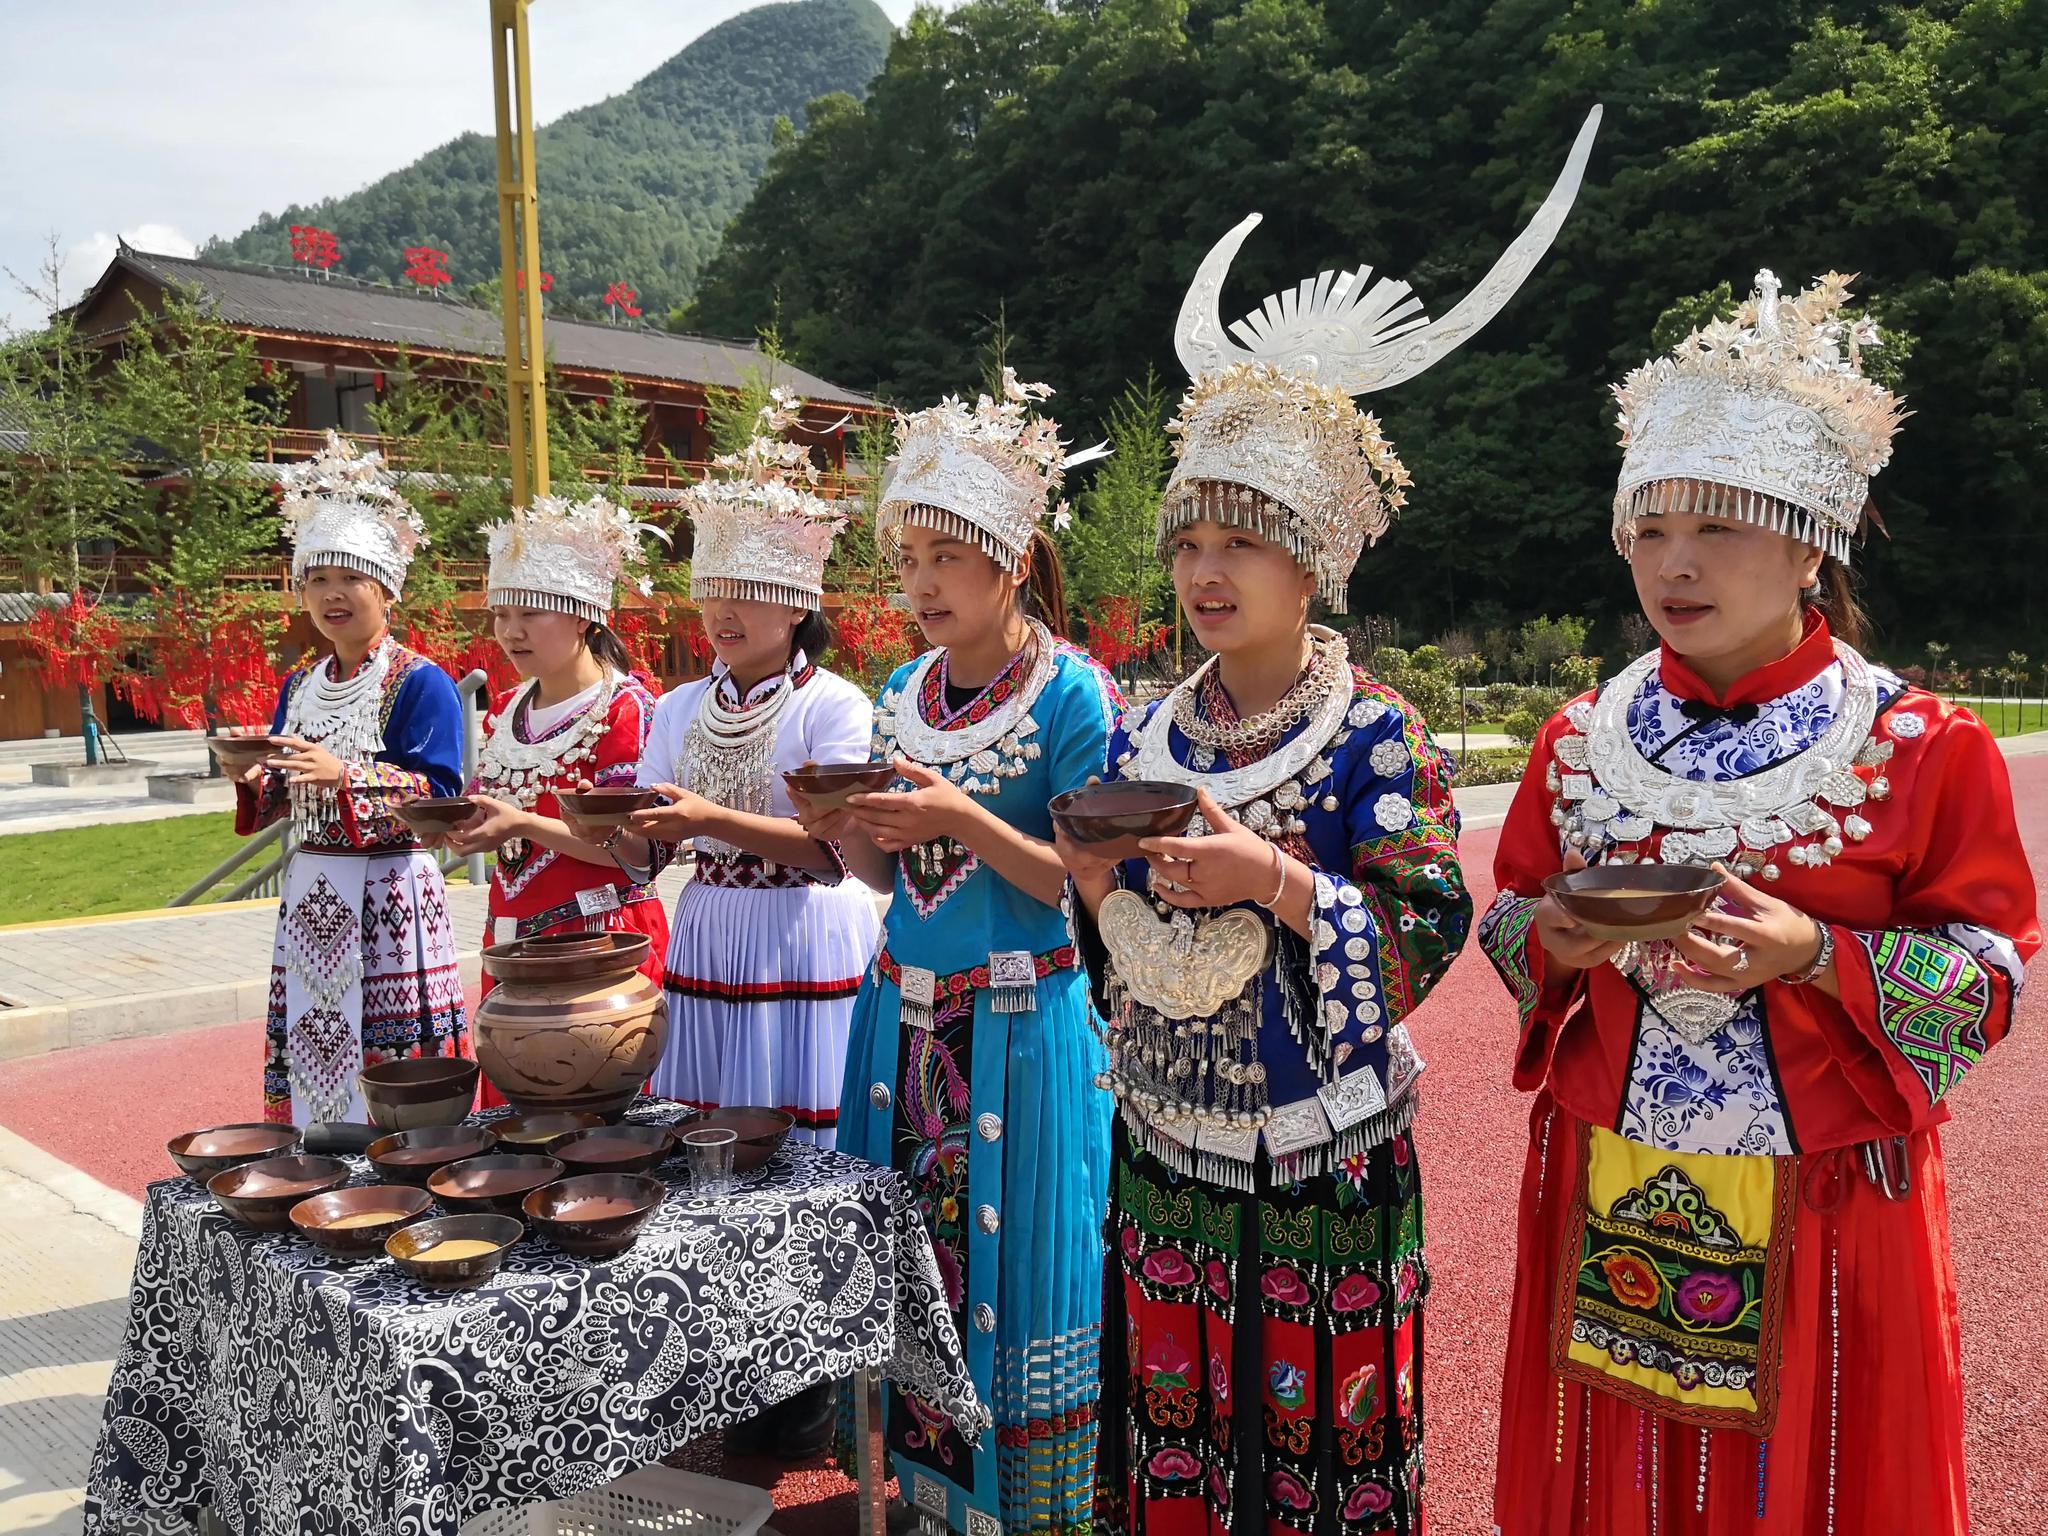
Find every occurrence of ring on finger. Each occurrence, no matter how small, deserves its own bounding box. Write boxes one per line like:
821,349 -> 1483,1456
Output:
1730,945 -> 1750,974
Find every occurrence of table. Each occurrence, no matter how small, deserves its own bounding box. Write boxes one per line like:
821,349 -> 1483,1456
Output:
83,1109 -> 984,1536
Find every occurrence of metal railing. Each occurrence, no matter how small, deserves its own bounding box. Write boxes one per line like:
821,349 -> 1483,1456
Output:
171,669 -> 491,906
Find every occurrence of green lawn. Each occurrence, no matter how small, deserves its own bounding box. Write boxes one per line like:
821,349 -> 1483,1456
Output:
1958,699 -> 2048,738
0,816 -> 481,927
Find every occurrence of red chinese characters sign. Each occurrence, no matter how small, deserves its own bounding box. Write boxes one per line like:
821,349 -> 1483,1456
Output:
289,225 -> 340,270
601,282 -> 642,319
403,246 -> 453,289
515,269 -> 555,293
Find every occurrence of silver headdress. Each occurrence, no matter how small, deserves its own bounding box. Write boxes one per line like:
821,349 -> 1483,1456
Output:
1612,269 -> 1906,564
1163,106 -> 1603,610
877,368 -> 1104,570
681,389 -> 846,608
485,494 -> 660,622
279,430 -> 426,597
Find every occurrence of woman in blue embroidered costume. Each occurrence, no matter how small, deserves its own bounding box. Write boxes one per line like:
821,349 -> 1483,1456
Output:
1056,157 -> 1612,1526
232,432 -> 467,1125
1482,272 -> 2041,1533
795,372 -> 1118,1536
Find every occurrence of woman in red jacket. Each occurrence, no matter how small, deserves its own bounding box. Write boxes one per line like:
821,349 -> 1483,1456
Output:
1481,270 -> 2039,1534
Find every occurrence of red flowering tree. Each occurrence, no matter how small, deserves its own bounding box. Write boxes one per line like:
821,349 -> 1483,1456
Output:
403,246 -> 453,290
23,593 -> 129,712
121,590 -> 290,730
1085,594 -> 1169,671
834,592 -> 916,693
288,225 -> 340,270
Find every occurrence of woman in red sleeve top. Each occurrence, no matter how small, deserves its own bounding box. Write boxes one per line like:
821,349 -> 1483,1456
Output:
1480,271 -> 2039,1535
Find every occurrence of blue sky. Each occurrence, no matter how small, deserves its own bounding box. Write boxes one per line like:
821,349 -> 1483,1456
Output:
0,1 -> 932,334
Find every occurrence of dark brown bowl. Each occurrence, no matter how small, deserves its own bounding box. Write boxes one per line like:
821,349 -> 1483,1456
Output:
489,1111 -> 609,1153
1049,780 -> 1198,860
1542,864 -> 1727,942
693,1106 -> 796,1173
358,1056 -> 479,1132
427,1154 -> 566,1217
557,787 -> 660,830
782,761 -> 895,811
289,1184 -> 433,1258
364,1124 -> 498,1187
207,1154 -> 350,1232
553,1124 -> 677,1177
167,1122 -> 300,1182
205,732 -> 289,769
386,1213 -> 524,1286
522,1173 -> 666,1257
396,796 -> 477,833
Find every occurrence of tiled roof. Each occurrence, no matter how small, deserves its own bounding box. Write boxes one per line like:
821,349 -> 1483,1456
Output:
78,248 -> 875,410
0,592 -> 65,624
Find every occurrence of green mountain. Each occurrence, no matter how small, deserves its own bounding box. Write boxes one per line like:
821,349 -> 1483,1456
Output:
202,0 -> 893,323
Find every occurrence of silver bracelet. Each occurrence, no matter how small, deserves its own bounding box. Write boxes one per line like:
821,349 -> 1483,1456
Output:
1784,920 -> 1836,986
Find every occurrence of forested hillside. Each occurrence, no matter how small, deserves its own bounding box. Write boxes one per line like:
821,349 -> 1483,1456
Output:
204,0 -> 893,323
686,0 -> 2048,656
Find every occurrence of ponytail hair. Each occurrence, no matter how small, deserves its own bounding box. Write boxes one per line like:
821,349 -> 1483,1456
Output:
584,621 -> 637,676
1805,555 -> 1871,652
790,609 -> 834,663
1021,528 -> 1070,638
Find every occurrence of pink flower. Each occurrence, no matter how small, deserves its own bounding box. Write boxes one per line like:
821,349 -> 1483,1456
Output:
1331,1273 -> 1382,1313
1395,1260 -> 1419,1304
1142,1248 -> 1197,1287
1146,1447 -> 1201,1482
1343,1481 -> 1394,1520
1392,1134 -> 1411,1166
1675,1270 -> 1744,1326
1120,1223 -> 1142,1262
1261,1267 -> 1312,1307
1208,1350 -> 1230,1402
1205,1257 -> 1230,1301
1142,1334 -> 1193,1390
1268,1469 -> 1313,1510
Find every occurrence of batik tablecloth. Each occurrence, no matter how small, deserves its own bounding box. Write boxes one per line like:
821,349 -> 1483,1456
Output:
83,1108 -> 983,1536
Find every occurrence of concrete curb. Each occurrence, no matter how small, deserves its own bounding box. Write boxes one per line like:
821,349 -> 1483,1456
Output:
0,1124 -> 142,1241
0,954 -> 485,1064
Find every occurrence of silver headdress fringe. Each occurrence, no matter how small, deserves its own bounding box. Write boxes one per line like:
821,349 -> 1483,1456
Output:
1612,268 -> 1906,565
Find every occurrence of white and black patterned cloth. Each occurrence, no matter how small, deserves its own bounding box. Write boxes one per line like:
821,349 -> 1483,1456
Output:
83,1108 -> 983,1536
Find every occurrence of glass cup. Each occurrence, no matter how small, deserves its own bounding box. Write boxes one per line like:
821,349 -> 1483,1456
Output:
680,1128 -> 738,1196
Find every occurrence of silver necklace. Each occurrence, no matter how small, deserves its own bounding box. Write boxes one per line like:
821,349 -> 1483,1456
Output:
874,618 -> 1055,796
1130,627 -> 1360,839
477,672 -> 620,809
681,668 -> 793,857
283,637 -> 391,834
1173,633 -> 1342,755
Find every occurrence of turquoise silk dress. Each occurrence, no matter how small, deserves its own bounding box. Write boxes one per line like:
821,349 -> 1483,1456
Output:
837,628 -> 1121,1536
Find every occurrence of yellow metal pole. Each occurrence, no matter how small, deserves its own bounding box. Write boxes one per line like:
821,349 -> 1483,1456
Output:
490,0 -> 549,502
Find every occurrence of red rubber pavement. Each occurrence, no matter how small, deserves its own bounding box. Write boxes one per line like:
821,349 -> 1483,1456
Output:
3,754 -> 2042,1533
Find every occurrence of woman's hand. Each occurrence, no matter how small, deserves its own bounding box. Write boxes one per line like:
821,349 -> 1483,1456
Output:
788,765 -> 861,845
266,736 -> 343,790
1052,824 -> 1121,913
626,783 -> 716,845
1532,849 -> 1628,973
1136,790 -> 1286,911
1670,862 -> 1827,992
442,793 -> 529,856
847,759 -> 974,855
556,778 -> 611,844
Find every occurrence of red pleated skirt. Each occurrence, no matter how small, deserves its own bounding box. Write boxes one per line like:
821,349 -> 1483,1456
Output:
1493,1093 -> 1969,1536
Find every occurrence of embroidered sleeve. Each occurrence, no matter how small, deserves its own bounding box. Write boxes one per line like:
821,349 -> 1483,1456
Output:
1316,692 -> 1473,1094
591,682 -> 656,788
1818,706 -> 2039,1119
1484,706 -> 1593,1088
1043,652 -> 1123,799
334,663 -> 465,848
234,674 -> 300,836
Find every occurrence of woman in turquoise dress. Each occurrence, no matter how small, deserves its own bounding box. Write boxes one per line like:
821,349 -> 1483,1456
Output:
795,373 -> 1119,1536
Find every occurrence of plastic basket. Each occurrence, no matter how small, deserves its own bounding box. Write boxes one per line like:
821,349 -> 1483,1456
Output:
458,1465 -> 774,1536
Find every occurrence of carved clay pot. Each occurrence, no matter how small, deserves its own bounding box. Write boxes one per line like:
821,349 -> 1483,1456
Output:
473,932 -> 666,1119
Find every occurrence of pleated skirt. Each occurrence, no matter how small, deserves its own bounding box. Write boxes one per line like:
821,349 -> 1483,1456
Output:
1493,1093 -> 1970,1536
836,958 -> 1113,1535
651,876 -> 878,1149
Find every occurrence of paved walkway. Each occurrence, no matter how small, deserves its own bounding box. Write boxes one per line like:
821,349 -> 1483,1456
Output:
0,730 -> 220,839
